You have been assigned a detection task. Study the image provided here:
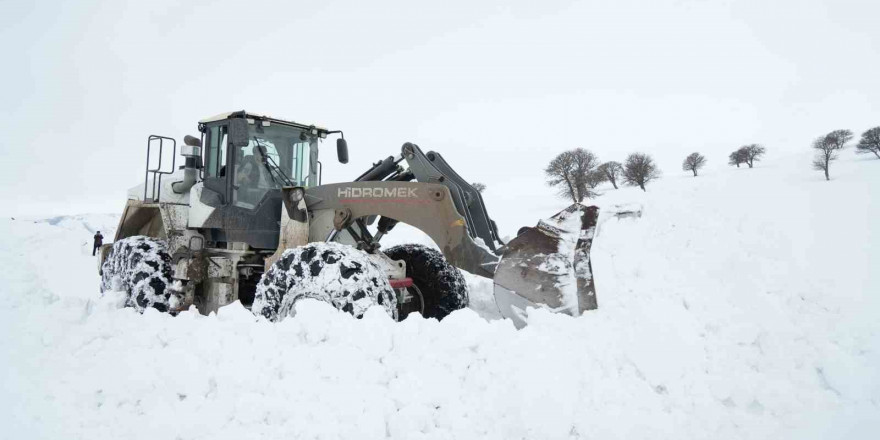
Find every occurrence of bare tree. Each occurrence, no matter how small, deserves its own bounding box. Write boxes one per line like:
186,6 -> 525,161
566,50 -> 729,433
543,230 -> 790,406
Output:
472,182 -> 487,193
728,150 -> 747,168
623,153 -> 661,191
546,151 -> 578,202
740,144 -> 766,168
571,148 -> 602,200
812,129 -> 853,181
585,168 -> 607,192
597,161 -> 623,189
682,152 -> 707,177
856,126 -> 880,159
545,148 -> 601,202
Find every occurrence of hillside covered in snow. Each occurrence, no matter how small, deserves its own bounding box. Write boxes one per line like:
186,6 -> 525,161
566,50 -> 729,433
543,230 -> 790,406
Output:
1,150 -> 878,439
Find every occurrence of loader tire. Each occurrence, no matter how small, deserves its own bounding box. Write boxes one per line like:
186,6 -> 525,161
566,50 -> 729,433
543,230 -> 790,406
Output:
252,242 -> 397,322
383,244 -> 468,320
100,236 -> 179,313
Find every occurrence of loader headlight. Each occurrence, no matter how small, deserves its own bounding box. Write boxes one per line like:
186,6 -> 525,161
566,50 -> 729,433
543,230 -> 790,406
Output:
290,188 -> 304,203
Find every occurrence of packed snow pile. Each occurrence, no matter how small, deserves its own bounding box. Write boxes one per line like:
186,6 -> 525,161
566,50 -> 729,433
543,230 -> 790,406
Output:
1,151 -> 879,439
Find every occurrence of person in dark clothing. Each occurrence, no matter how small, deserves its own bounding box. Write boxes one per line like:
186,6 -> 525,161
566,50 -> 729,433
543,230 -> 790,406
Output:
93,231 -> 104,256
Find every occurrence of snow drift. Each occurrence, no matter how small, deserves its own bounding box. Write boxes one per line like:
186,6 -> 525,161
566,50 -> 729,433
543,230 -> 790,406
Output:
1,151 -> 878,439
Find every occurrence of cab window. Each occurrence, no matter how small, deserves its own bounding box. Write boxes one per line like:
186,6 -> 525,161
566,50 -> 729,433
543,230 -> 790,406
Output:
205,125 -> 228,178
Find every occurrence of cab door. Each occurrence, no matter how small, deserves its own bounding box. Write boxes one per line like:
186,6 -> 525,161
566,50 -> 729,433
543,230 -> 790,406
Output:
201,123 -> 229,206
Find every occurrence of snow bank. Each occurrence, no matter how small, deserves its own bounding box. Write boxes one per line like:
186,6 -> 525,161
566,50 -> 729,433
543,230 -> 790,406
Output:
1,151 -> 879,439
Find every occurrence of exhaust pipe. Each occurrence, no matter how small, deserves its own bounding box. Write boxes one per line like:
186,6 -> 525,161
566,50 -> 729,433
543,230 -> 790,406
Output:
172,135 -> 202,194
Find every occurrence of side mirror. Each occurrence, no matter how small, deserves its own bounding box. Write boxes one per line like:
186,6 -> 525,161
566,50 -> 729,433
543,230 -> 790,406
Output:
337,138 -> 349,164
183,135 -> 202,147
229,118 -> 250,147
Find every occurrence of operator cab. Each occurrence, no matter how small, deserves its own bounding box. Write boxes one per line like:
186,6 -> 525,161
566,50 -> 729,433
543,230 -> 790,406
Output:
199,111 -> 342,207
194,110 -> 347,249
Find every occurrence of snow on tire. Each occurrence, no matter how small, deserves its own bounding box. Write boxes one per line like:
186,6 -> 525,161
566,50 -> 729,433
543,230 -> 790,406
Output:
100,236 -> 180,313
383,244 -> 468,320
252,242 -> 397,322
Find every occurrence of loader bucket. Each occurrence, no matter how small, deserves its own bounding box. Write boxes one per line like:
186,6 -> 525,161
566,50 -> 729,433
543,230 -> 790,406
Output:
493,204 -> 599,327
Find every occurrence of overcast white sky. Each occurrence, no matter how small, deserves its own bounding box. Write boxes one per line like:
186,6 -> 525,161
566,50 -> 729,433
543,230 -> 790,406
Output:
1,0 -> 877,217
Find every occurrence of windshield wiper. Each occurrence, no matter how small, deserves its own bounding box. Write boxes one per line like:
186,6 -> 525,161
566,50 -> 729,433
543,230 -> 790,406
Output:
253,137 -> 295,186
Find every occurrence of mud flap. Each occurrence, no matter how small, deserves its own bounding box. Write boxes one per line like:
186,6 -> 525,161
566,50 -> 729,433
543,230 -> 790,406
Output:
492,204 -> 599,327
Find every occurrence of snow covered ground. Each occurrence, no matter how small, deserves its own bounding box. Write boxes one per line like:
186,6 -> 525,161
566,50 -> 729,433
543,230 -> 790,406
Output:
1,151 -> 878,439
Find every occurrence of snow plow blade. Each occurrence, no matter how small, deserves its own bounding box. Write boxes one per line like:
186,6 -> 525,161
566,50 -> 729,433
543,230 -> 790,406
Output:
493,204 -> 599,327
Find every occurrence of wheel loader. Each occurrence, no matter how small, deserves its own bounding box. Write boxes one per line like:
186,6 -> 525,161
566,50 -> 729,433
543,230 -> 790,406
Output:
98,110 -> 599,327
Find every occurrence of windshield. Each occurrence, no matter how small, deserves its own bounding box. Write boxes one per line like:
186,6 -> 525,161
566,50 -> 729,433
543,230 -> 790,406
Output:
232,122 -> 317,209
